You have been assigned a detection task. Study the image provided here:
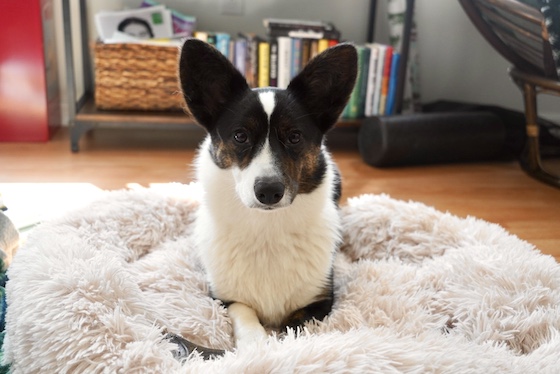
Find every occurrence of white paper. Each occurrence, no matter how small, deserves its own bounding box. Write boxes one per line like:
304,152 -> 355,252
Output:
95,5 -> 173,42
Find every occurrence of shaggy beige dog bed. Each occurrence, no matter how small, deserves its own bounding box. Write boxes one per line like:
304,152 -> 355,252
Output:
3,183 -> 560,373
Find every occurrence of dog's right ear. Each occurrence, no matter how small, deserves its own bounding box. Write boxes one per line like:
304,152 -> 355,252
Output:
179,39 -> 250,131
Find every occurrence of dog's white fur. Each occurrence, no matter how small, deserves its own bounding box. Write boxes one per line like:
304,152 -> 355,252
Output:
194,95 -> 341,346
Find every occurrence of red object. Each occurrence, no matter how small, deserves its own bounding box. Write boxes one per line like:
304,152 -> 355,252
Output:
0,0 -> 60,142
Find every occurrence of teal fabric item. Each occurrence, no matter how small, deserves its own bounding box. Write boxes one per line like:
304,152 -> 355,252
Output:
0,259 -> 10,374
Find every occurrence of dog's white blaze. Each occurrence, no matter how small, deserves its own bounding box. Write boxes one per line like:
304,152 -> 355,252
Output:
232,139 -> 292,208
231,91 -> 294,209
258,91 -> 276,121
194,137 -> 341,336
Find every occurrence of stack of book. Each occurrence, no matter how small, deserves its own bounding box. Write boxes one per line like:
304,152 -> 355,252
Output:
344,44 -> 401,119
194,19 -> 401,119
194,19 -> 341,90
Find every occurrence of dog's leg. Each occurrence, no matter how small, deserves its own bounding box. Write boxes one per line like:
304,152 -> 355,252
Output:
228,302 -> 268,349
281,272 -> 335,331
281,297 -> 334,331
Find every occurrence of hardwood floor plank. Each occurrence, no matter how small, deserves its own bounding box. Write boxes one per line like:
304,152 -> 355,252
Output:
1,127 -> 558,261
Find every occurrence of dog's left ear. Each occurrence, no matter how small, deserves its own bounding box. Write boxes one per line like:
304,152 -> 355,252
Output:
287,43 -> 358,133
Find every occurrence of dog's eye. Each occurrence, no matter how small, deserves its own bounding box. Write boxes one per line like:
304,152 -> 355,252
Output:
287,131 -> 301,145
234,130 -> 248,144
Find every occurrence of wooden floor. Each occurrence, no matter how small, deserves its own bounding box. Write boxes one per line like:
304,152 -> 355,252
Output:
1,127 -> 559,261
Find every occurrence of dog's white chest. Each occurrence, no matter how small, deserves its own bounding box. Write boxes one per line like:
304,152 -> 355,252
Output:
198,210 -> 337,326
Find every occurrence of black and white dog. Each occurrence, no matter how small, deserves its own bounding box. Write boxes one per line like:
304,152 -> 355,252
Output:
173,39 -> 357,357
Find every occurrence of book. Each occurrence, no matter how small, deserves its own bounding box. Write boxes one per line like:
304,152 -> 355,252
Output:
344,46 -> 370,119
215,33 -> 231,58
290,38 -> 302,79
371,44 -> 387,115
364,44 -> 380,117
385,52 -> 401,115
263,18 -> 341,40
277,36 -> 292,89
234,38 -> 247,75
378,45 -> 394,115
228,39 -> 236,64
269,38 -> 279,87
207,32 -> 216,46
357,46 -> 371,118
258,39 -> 270,87
310,39 -> 319,59
318,39 -> 329,54
239,33 -> 258,88
194,31 -> 208,42
301,39 -> 311,67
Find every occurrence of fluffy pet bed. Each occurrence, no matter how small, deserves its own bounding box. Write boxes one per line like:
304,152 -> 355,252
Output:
3,183 -> 560,373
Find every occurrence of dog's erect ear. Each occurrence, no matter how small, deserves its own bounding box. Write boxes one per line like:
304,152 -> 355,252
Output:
287,43 -> 358,133
179,39 -> 250,130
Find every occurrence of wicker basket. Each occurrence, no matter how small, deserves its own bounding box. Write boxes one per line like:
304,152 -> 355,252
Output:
93,42 -> 185,111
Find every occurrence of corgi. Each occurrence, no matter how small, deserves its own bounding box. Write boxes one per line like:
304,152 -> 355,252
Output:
171,38 -> 357,358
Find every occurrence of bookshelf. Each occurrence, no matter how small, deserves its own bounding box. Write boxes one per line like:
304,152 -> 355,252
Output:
62,0 -> 410,152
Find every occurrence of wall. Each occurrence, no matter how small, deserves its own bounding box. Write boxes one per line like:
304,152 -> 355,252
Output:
415,0 -> 558,121
53,0 -> 560,125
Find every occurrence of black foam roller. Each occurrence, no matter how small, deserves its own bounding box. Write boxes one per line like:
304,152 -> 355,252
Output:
358,111 -> 506,167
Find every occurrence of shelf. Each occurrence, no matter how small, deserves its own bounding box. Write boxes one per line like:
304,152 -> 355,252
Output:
76,97 -> 193,125
75,96 -> 361,128
62,0 -> 373,152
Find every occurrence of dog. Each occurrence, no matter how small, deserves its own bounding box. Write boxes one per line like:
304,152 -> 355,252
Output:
171,38 -> 357,358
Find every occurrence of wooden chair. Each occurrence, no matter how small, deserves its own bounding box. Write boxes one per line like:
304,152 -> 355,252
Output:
459,0 -> 560,188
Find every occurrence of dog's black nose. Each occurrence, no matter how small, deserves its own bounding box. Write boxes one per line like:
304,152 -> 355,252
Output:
254,180 -> 285,205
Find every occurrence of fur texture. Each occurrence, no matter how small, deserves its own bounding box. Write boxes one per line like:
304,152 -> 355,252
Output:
4,184 -> 560,373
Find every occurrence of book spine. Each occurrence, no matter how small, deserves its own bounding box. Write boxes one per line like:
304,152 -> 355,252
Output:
301,39 -> 311,67
290,38 -> 302,79
267,29 -> 340,40
194,31 -> 208,42
364,44 -> 379,117
372,45 -> 387,115
215,33 -> 230,58
206,32 -> 216,46
385,53 -> 400,115
379,46 -> 393,116
318,39 -> 329,54
258,39 -> 270,87
234,38 -> 247,75
269,38 -> 279,87
228,39 -> 236,64
310,39 -> 319,59
239,33 -> 258,88
277,36 -> 292,89
357,46 -> 371,118
263,19 -> 341,40
344,46 -> 366,119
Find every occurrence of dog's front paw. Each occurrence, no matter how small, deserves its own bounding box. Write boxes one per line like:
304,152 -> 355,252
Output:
228,302 -> 268,350
234,325 -> 268,350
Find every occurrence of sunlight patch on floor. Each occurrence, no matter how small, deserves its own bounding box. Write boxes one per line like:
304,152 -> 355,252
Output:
0,183 -> 105,233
